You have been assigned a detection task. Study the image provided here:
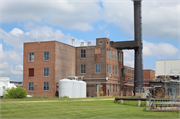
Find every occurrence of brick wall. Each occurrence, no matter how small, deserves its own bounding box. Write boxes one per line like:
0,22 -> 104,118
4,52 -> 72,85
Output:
23,41 -> 56,97
55,42 -> 76,93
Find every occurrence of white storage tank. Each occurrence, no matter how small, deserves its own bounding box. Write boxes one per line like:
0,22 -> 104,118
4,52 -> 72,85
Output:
0,86 -> 3,96
59,79 -> 73,98
72,80 -> 80,98
79,81 -> 86,98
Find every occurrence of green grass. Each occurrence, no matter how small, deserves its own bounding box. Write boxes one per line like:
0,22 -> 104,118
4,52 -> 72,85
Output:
0,97 -> 179,118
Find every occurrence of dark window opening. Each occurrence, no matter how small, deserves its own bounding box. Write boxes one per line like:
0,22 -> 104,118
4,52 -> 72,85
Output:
29,68 -> 34,77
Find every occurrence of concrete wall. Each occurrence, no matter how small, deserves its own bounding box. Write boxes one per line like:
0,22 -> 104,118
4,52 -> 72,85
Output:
156,60 -> 180,76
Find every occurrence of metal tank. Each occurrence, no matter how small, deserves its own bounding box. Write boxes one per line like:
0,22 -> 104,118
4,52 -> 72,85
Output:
72,80 -> 80,98
79,80 -> 86,98
59,79 -> 73,98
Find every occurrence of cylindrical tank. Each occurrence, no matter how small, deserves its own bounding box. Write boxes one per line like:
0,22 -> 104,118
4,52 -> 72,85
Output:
72,80 -> 80,98
79,81 -> 86,98
59,79 -> 73,98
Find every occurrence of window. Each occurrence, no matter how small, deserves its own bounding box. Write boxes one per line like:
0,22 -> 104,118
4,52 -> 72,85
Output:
113,65 -> 115,74
128,78 -> 131,83
107,49 -> 108,58
99,40 -> 103,44
119,67 -> 121,76
119,53 -> 120,62
128,69 -> 131,74
109,49 -> 111,58
44,68 -> 49,77
95,64 -> 101,73
29,82 -> 34,91
109,65 -> 111,73
107,41 -> 109,44
29,68 -> 34,77
113,84 -> 115,93
124,68 -> 127,73
44,51 -> 49,61
107,64 -> 109,73
81,64 -> 86,74
115,66 -> 117,74
81,49 -> 86,58
115,51 -> 117,60
113,51 -> 114,59
44,82 -> 49,91
116,84 -> 117,93
132,70 -> 134,75
121,53 -> 122,62
29,52 -> 34,61
124,77 -> 126,83
110,83 -> 111,93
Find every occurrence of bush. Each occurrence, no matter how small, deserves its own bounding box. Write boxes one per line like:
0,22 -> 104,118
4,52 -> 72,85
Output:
4,86 -> 28,98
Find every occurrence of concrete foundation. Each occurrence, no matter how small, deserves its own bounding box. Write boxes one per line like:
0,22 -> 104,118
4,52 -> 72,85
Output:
120,100 -> 124,104
137,100 -> 141,106
136,93 -> 146,98
146,101 -> 149,106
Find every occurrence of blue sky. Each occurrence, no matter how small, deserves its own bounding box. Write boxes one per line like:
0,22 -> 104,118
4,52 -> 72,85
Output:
0,0 -> 179,81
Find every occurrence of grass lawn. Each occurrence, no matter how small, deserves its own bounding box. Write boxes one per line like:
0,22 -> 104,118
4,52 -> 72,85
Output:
0,97 -> 179,118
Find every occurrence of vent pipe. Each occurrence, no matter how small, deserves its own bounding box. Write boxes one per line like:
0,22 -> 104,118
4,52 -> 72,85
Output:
88,42 -> 91,46
71,39 -> 75,46
80,42 -> 84,46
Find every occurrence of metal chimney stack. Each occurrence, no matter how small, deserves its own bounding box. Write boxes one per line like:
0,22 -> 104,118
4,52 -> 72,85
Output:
133,0 -> 143,94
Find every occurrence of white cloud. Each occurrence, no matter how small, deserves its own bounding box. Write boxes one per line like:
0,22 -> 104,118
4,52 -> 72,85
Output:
102,0 -> 179,40
143,40 -> 179,59
1,0 -> 179,39
10,28 -> 24,36
123,50 -> 134,68
123,40 -> 179,68
1,0 -> 102,31
0,26 -> 89,81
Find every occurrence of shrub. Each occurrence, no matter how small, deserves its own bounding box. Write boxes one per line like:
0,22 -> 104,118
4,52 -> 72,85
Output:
61,96 -> 69,98
4,86 -> 28,98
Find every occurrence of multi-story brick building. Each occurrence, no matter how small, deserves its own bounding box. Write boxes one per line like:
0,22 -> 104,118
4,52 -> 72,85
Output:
122,65 -> 134,96
23,38 -> 124,97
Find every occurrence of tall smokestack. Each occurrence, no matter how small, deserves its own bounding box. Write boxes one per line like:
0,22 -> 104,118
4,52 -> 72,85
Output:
133,0 -> 143,95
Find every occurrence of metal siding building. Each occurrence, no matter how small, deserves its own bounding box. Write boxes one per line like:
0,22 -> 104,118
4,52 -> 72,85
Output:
156,60 -> 180,76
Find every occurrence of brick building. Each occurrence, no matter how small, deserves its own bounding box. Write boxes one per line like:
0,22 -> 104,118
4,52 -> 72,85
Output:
122,66 -> 134,96
143,70 -> 155,87
121,67 -> 155,96
23,38 -> 124,97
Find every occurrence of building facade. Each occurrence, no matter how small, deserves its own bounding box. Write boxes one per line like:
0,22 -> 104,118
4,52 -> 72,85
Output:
143,70 -> 155,87
122,66 -> 134,96
23,38 -> 124,97
156,60 -> 180,80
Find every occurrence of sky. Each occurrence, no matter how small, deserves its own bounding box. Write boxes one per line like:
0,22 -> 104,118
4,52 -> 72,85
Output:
0,0 -> 180,82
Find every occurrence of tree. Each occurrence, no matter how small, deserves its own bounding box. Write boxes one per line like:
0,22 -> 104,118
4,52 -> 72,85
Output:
4,86 -> 28,98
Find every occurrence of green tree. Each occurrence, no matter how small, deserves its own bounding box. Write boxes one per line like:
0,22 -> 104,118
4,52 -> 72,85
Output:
4,86 -> 28,98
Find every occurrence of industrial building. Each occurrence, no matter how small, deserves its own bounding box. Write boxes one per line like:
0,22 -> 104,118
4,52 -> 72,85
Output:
23,38 -> 156,97
122,67 -> 155,96
23,38 -> 123,97
156,59 -> 180,80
